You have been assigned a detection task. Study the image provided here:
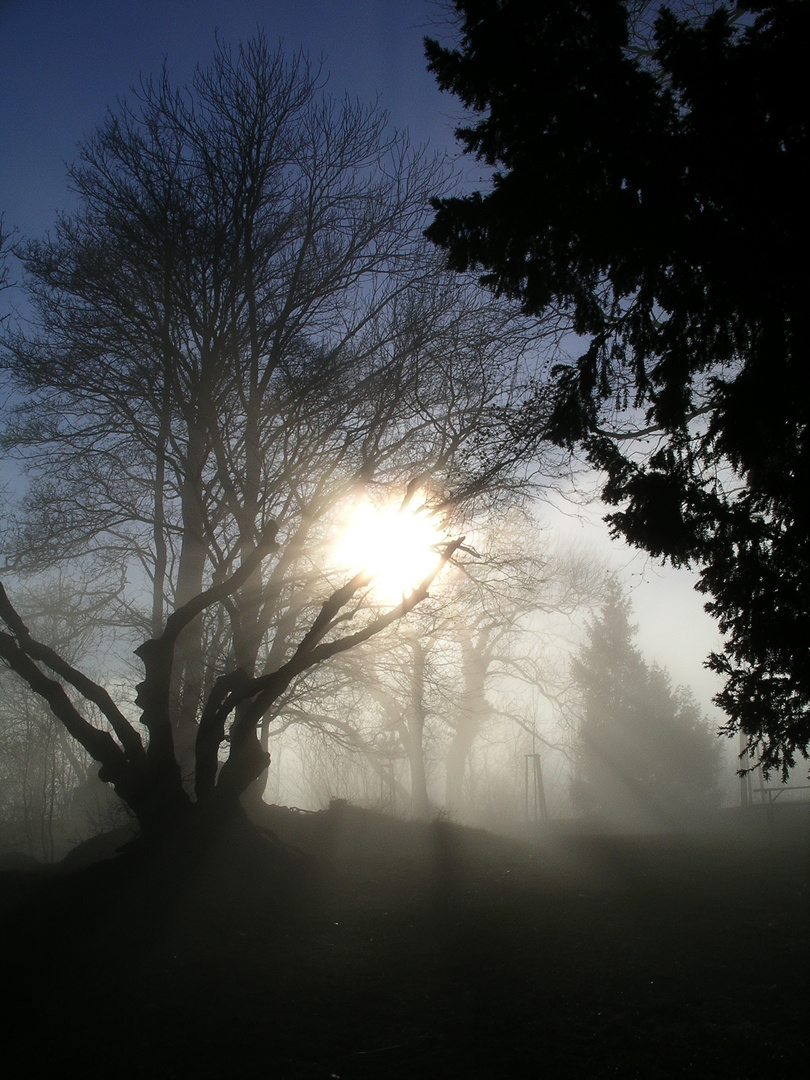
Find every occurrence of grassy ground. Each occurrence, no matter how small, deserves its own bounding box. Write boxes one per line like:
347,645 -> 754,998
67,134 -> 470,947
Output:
2,803 -> 808,1078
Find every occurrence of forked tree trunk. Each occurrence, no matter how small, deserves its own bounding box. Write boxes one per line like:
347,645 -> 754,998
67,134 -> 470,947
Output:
1,535 -> 461,862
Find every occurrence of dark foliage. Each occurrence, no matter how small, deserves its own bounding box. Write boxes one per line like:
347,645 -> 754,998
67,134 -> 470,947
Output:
570,580 -> 721,828
425,1 -> 810,777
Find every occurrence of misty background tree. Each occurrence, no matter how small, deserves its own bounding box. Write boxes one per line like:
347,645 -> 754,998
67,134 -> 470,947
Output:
425,0 -> 810,778
570,578 -> 720,829
0,35 -> 540,850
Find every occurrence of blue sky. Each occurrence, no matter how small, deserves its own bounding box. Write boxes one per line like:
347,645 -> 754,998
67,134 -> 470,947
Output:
0,0 -> 458,240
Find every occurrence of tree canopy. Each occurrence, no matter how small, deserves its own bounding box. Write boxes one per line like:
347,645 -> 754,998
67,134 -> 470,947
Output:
425,0 -> 810,776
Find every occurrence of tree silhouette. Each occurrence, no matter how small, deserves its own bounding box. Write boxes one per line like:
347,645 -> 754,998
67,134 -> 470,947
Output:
0,533 -> 463,844
425,1 -> 810,777
0,34 -> 529,854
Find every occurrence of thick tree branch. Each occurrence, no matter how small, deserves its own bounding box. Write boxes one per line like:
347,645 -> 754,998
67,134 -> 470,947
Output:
137,523 -> 280,660
133,524 -> 279,772
0,629 -> 141,797
194,666 -> 253,799
0,581 -> 146,764
224,537 -> 464,735
593,404 -> 712,441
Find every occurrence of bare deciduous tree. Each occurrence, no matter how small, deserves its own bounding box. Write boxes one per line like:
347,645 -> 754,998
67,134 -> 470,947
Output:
0,35 -> 539,853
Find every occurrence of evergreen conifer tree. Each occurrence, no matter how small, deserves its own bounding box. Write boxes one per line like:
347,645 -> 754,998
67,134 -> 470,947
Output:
571,580 -> 721,829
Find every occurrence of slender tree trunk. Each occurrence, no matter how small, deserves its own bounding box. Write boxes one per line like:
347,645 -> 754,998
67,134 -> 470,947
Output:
172,419 -> 209,774
405,637 -> 430,818
231,224 -> 274,811
445,631 -> 489,814
150,373 -> 172,638
445,725 -> 478,811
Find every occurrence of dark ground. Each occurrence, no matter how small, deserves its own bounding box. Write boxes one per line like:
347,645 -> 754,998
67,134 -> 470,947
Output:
1,801 -> 808,1079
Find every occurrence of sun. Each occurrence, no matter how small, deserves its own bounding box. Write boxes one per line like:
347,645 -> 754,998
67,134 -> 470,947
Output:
334,498 -> 445,604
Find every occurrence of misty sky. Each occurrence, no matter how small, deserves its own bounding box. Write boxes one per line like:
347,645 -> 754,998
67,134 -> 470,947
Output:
0,0 -> 725,721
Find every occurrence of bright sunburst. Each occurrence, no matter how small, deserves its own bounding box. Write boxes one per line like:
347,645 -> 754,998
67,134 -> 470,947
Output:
334,498 -> 444,604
